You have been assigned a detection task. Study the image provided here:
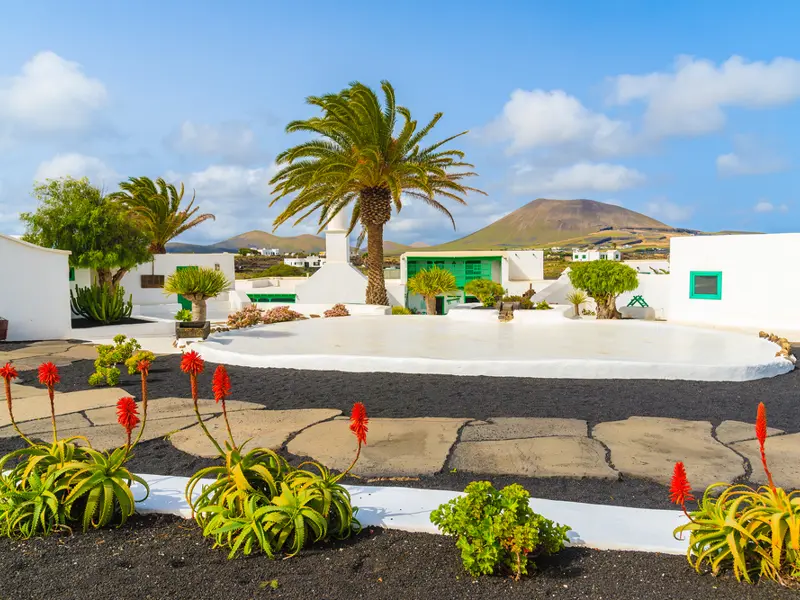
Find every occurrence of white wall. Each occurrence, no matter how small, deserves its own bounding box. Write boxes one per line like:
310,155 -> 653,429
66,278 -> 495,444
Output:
669,233 -> 800,331
506,251 -> 544,281
294,263 -> 369,305
235,277 -> 306,292
0,234 -> 72,341
118,253 -> 235,305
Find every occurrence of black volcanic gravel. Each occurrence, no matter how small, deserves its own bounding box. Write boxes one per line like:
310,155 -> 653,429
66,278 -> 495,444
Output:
0,513 -> 793,600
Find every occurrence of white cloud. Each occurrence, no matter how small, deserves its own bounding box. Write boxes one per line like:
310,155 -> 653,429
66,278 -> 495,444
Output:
165,121 -> 258,161
645,200 -> 694,224
0,51 -> 107,133
604,198 -> 624,206
512,162 -> 645,195
609,55 -> 800,137
716,136 -> 788,176
753,200 -> 789,213
34,153 -> 117,184
483,89 -> 634,156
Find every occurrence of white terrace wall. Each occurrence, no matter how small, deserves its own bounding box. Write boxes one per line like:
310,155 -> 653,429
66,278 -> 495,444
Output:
0,234 -> 72,341
669,233 -> 800,331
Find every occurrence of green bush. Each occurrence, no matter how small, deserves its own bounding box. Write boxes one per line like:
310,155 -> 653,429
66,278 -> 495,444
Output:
175,308 -> 193,322
568,261 -> 638,319
70,284 -> 133,324
392,306 -> 413,315
431,481 -> 569,580
534,300 -> 552,310
501,295 -> 533,310
464,279 -> 505,307
242,263 -> 307,278
89,334 -> 154,386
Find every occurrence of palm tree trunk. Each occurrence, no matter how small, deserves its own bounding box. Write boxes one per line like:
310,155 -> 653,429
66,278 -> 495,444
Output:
596,295 -> 621,319
365,223 -> 389,305
424,295 -> 437,315
191,298 -> 207,322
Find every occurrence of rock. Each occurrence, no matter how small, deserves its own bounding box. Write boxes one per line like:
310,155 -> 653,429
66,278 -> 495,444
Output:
715,420 -> 783,445
6,356 -> 74,372
288,417 -> 467,477
460,417 -> 587,442
449,437 -> 617,479
84,396 -> 263,426
59,416 -> 201,451
592,417 -> 745,487
730,433 -> 800,489
0,412 -> 91,439
171,408 -> 341,458
0,387 -> 133,427
53,344 -> 100,361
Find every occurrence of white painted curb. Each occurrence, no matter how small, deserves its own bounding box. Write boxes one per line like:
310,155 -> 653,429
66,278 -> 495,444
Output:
131,474 -> 689,555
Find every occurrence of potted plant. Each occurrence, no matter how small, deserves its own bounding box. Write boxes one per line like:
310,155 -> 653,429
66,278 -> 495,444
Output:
0,317 -> 7,341
164,267 -> 230,340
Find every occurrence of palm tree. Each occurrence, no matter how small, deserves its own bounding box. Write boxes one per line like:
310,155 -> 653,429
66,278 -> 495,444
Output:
566,289 -> 588,317
407,266 -> 458,315
164,267 -> 230,322
269,81 -> 484,305
110,176 -> 215,253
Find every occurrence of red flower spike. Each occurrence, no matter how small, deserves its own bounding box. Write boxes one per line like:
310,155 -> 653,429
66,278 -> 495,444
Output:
755,402 -> 776,491
349,402 -> 368,446
180,351 -> 204,376
136,359 -> 151,376
669,461 -> 694,507
0,363 -> 18,382
37,362 -> 60,388
212,365 -> 231,404
116,396 -> 140,435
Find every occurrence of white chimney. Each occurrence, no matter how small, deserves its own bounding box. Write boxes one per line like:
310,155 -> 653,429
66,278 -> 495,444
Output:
325,210 -> 350,263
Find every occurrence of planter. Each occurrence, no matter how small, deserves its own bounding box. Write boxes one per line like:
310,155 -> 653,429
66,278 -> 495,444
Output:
175,320 -> 211,340
0,318 -> 7,341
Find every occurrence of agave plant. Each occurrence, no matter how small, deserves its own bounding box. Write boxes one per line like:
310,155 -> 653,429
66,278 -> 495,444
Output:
566,289 -> 588,317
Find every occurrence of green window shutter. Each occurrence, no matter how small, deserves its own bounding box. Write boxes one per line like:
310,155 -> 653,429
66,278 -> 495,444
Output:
68,267 -> 75,281
689,271 -> 722,300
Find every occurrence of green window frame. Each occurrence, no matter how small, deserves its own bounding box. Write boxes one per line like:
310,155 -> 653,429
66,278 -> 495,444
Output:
68,267 -> 75,282
689,271 -> 722,300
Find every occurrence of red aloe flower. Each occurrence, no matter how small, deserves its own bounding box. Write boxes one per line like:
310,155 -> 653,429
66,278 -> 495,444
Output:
117,396 -> 140,446
37,362 -> 60,388
755,402 -> 776,491
136,359 -> 151,377
0,362 -> 30,443
180,351 -> 204,376
212,365 -> 231,404
349,402 -> 368,446
669,461 -> 694,507
0,363 -> 18,383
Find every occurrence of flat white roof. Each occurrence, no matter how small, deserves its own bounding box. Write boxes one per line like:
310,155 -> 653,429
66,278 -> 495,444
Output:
0,232 -> 71,255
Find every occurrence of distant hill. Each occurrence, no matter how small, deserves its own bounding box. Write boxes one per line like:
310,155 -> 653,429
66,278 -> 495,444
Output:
431,199 -> 673,251
167,230 -> 411,255
409,241 -> 431,248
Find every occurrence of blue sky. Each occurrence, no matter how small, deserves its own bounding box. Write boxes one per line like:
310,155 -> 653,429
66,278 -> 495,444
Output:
1,0 -> 799,245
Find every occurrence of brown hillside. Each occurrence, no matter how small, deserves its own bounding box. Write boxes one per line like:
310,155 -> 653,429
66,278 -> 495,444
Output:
432,199 -> 673,250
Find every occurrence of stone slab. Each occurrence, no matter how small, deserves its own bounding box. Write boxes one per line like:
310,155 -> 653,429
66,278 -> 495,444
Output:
460,417 -> 587,441
171,408 -> 341,458
0,341 -> 76,360
83,397 -> 263,426
52,344 -> 100,361
449,437 -> 617,479
287,417 -> 468,477
60,416 -> 201,451
731,433 -> 800,489
715,420 -> 784,445
0,412 -> 92,439
0,387 -> 132,427
6,356 -> 74,372
8,383 -> 53,400
592,417 -> 745,487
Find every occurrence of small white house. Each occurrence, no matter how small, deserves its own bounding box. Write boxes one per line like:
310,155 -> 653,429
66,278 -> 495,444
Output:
572,249 -> 622,262
0,233 -> 72,341
252,247 -> 280,256
284,255 -> 325,269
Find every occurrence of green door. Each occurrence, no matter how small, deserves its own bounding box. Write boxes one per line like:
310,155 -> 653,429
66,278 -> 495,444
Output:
176,266 -> 197,311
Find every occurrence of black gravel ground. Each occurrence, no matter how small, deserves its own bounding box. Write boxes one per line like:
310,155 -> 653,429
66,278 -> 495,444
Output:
0,513 -> 794,600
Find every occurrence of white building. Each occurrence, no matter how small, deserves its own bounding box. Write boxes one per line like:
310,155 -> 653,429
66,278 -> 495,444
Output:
284,255 -> 325,268
572,248 -> 622,262
400,250 -> 546,314
251,247 -> 280,256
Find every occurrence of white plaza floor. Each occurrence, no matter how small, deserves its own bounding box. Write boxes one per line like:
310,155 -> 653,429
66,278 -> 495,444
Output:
195,316 -> 794,381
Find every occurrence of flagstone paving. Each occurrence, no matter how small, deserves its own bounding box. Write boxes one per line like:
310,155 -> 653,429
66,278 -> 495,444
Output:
459,417 -> 587,441
592,417 -> 746,487
730,433 -> 800,489
59,416 -> 204,451
715,419 -> 784,445
83,396 -> 264,426
0,387 -> 133,427
0,412 -> 92,439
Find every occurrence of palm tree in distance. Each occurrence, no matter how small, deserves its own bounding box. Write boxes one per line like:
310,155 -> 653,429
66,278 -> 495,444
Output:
269,80 -> 484,305
110,176 -> 215,253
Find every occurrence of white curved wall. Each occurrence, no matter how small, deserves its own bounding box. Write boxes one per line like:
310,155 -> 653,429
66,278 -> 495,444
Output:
0,234 -> 71,341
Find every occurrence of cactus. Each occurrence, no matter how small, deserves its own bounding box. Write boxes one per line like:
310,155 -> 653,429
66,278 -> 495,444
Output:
70,284 -> 133,324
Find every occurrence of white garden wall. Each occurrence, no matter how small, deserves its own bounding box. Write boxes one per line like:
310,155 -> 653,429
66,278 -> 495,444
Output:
669,233 -> 800,331
0,234 -> 72,341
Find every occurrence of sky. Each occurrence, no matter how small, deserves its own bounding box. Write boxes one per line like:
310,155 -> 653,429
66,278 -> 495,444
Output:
1,0 -> 799,246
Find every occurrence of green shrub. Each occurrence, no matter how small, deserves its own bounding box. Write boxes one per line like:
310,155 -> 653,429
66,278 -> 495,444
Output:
534,301 -> 552,310
175,308 -> 193,322
241,263 -> 307,278
392,306 -> 413,315
501,295 -> 533,310
70,284 -> 133,324
89,334 -> 153,386
464,279 -> 505,307
431,481 -> 569,580
568,261 -> 638,319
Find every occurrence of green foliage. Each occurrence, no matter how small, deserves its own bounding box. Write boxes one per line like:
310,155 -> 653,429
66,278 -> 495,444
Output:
175,309 -> 193,322
566,290 -> 588,311
20,177 -> 151,286
246,263 -> 307,278
237,248 -> 255,256
501,295 -> 533,310
568,261 -> 638,300
534,301 -> 552,310
408,267 -> 458,298
431,481 -> 569,579
70,284 -> 133,324
109,176 -> 215,254
464,279 -> 505,307
164,267 -> 230,300
676,484 -> 800,585
392,306 -> 413,315
89,335 -> 150,386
